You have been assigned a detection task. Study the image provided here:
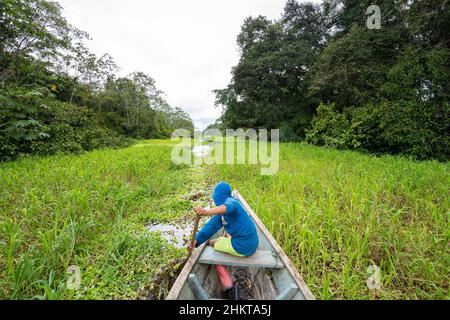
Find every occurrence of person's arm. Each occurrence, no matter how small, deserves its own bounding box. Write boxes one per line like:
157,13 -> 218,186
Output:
195,205 -> 226,216
194,215 -> 223,247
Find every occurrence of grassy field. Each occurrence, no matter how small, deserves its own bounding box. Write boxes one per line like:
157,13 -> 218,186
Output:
0,140 -> 448,299
207,142 -> 449,299
0,140 -> 207,299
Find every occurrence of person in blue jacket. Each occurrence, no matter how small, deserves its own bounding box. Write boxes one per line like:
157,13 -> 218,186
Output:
188,181 -> 259,257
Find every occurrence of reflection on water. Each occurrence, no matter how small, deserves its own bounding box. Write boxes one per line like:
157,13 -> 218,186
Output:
147,223 -> 193,248
192,144 -> 213,157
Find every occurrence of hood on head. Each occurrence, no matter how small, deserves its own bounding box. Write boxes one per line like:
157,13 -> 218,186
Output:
212,181 -> 232,206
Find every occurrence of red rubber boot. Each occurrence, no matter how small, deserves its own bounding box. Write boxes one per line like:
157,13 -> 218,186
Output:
215,264 -> 233,290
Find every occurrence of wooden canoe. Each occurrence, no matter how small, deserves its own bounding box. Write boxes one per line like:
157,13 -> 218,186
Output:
166,190 -> 315,300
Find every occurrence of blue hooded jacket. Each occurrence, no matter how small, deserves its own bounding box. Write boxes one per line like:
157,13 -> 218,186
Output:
195,182 -> 259,256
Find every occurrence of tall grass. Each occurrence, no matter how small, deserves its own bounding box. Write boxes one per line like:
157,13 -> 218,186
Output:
0,140 -> 199,299
208,142 -> 449,299
1,139 -> 448,300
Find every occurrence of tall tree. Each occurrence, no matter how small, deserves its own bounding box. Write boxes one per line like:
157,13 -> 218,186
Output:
216,1 -> 327,138
0,0 -> 86,85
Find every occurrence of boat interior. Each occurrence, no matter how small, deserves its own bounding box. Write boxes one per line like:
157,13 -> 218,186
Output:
176,227 -> 307,300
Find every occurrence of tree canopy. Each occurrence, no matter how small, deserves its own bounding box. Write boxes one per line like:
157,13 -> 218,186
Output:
214,0 -> 449,160
0,0 -> 194,161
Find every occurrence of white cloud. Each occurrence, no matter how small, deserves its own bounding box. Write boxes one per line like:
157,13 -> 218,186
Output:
58,0 -> 322,130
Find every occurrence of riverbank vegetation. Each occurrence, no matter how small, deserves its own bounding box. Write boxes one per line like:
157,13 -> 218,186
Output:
212,0 -> 449,161
207,142 -> 449,299
0,140 -> 206,299
0,0 -> 194,162
1,140 -> 447,299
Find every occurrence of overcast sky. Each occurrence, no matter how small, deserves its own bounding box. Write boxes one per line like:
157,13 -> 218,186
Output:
58,0 -> 322,130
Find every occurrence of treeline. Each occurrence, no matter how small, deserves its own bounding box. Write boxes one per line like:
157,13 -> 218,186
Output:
0,0 -> 194,161
213,0 -> 449,161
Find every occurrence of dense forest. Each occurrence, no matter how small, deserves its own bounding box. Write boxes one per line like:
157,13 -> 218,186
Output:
1,0 -> 449,162
0,0 -> 194,161
212,0 -> 449,161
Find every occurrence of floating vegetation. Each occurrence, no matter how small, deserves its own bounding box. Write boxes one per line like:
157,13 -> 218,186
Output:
147,222 -> 194,249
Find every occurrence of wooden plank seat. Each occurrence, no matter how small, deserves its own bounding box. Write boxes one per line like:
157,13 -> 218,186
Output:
198,246 -> 284,269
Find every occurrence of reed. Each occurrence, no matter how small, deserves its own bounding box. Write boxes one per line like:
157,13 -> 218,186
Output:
0,140 -> 197,299
208,142 -> 449,299
0,139 -> 447,299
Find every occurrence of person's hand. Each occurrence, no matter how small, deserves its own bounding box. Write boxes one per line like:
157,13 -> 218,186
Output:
187,240 -> 197,251
194,206 -> 208,216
